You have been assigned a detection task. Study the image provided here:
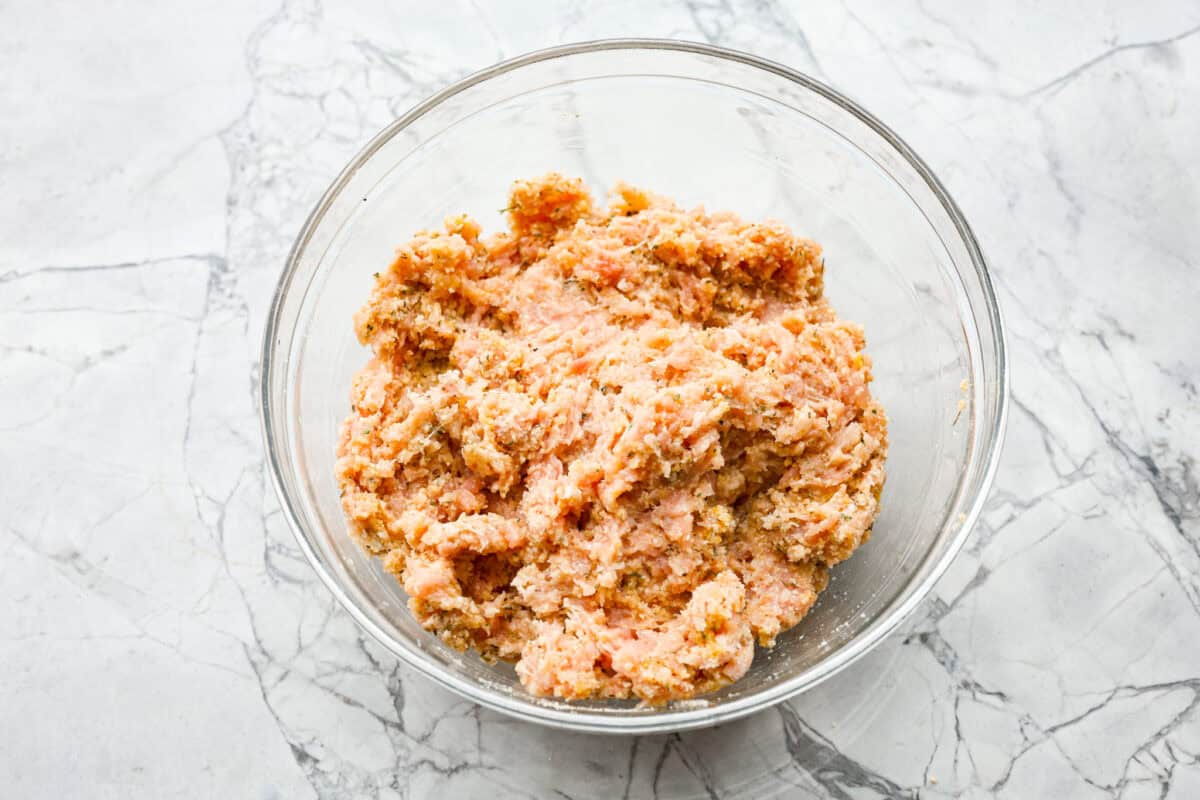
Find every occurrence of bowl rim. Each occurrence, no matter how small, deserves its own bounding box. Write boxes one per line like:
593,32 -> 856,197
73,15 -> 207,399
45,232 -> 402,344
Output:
260,37 -> 1010,735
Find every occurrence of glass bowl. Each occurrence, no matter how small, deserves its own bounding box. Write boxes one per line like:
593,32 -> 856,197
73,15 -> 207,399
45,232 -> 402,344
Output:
261,39 -> 1008,734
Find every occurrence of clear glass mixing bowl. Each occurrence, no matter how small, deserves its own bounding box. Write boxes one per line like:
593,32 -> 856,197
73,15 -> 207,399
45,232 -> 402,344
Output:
261,40 -> 1008,734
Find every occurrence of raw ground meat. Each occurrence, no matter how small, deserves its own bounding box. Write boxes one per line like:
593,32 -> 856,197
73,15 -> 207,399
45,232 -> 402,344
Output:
336,174 -> 888,703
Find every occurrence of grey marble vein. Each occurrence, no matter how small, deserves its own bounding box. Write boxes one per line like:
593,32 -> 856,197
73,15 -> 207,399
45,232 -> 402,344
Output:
2,0 -> 1198,797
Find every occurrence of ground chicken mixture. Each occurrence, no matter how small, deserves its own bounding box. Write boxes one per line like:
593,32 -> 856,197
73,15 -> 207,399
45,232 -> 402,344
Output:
336,174 -> 887,703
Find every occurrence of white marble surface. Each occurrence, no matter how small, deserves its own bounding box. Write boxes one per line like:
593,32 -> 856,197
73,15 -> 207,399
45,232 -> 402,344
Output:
3,1 -> 1199,797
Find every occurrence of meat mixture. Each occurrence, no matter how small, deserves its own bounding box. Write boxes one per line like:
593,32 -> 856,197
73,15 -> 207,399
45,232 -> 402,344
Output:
336,174 -> 887,703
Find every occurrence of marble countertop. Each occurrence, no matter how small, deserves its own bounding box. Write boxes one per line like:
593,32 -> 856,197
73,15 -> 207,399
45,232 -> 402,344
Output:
4,1 -> 1199,797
